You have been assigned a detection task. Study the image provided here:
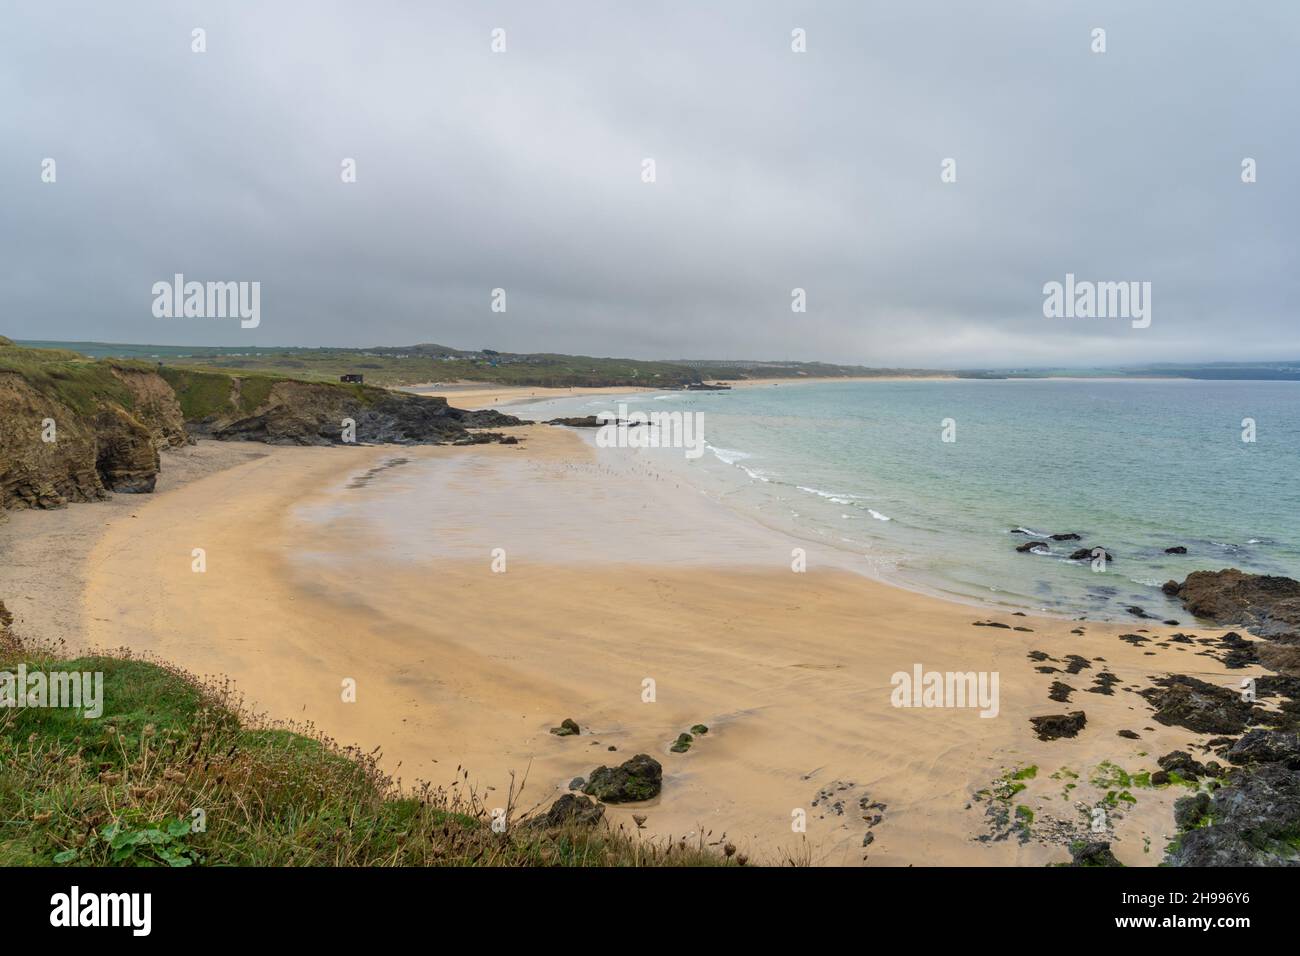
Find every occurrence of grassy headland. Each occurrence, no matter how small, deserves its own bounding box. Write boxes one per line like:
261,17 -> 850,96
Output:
0,624 -> 732,867
16,340 -> 946,389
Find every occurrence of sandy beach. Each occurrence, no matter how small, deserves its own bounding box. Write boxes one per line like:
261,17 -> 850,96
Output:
399,383 -> 660,410
1,426 -> 1264,866
399,376 -> 959,411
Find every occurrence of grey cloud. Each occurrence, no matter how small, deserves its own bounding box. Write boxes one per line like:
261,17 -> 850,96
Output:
1,1 -> 1296,367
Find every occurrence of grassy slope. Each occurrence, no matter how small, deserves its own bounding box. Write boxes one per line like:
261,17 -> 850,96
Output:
158,365 -> 382,422
75,343 -> 934,389
0,647 -> 731,867
0,340 -> 147,416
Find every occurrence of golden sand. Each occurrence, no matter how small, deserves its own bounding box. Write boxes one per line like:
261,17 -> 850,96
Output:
38,427 -> 1255,864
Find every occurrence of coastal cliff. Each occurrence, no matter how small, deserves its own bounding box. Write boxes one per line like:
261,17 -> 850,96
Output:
0,338 -> 524,513
1159,569 -> 1300,865
0,339 -> 188,509
160,366 -> 522,445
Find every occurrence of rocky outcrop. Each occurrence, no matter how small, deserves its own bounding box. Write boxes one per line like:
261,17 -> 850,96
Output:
110,365 -> 189,450
1030,711 -> 1087,740
1068,841 -> 1123,867
169,372 -> 525,446
582,754 -> 663,803
1140,675 -> 1256,735
1167,763 -> 1300,866
1,343 -> 188,511
1162,569 -> 1300,640
550,718 -> 580,737
546,416 -> 604,428
91,403 -> 161,494
1068,547 -> 1113,562
1228,729 -> 1300,769
2,340 -> 526,513
530,793 -> 606,828
546,415 -> 645,428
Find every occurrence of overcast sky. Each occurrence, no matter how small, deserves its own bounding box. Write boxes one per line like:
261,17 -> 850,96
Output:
2,1 -> 1296,368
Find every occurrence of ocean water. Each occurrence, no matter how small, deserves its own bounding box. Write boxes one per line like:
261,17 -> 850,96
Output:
515,379 -> 1300,620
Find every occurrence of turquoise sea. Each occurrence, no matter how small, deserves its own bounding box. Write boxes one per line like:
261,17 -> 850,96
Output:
516,379 -> 1300,621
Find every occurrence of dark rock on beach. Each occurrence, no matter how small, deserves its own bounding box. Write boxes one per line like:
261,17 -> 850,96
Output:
546,416 -> 603,427
582,754 -> 663,803
1050,533 -> 1081,541
1163,569 -> 1300,639
1168,725 -> 1300,865
1157,750 -> 1208,781
1164,546 -> 1188,555
1167,762 -> 1300,866
1068,841 -> 1122,867
533,793 -> 606,828
550,718 -> 580,736
1228,729 -> 1300,769
1140,675 -> 1255,735
1030,711 -> 1087,741
1173,792 -> 1211,830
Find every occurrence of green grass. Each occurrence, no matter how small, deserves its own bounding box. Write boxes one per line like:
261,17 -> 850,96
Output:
0,342 -> 143,416
158,365 -> 395,423
156,367 -> 237,420
77,342 -> 933,390
0,643 -> 738,867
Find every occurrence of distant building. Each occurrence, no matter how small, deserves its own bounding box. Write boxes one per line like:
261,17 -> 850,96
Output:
340,373 -> 364,384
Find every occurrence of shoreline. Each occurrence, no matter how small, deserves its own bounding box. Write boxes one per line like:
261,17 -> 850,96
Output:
1,429 -> 1263,865
396,375 -> 960,410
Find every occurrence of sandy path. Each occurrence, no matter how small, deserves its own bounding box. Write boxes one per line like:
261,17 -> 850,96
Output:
72,426 -> 1260,865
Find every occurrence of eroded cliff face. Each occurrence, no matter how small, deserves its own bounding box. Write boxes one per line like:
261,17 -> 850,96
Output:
1,339 -> 524,514
0,342 -> 188,511
110,366 -> 190,450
